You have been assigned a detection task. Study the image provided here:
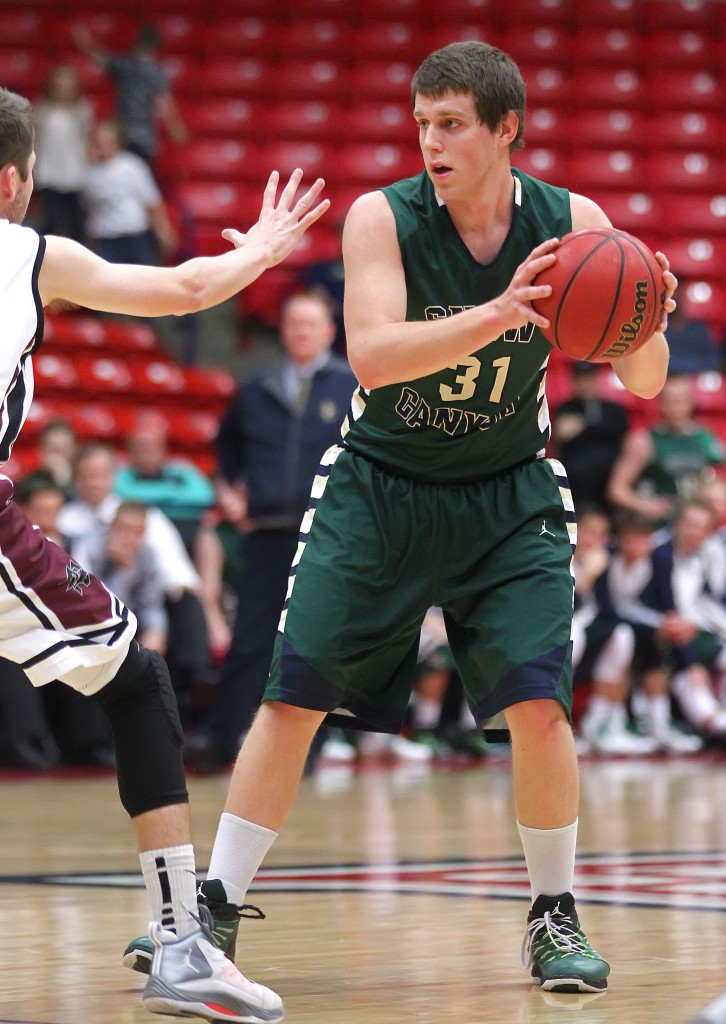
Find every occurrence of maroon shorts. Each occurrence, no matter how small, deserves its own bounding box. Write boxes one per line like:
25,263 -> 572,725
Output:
0,476 -> 136,693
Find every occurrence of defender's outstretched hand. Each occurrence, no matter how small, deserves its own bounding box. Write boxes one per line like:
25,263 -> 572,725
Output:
222,169 -> 330,268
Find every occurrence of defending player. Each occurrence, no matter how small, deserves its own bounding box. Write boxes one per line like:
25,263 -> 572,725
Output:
126,42 -> 677,1003
0,85 -> 328,1023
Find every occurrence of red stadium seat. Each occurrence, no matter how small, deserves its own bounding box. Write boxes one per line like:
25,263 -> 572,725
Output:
680,281 -> 726,327
211,0 -> 286,11
3,11 -> 59,48
570,68 -> 646,109
349,61 -> 416,102
646,71 -> 724,112
646,112 -> 726,154
278,20 -> 353,58
0,50 -> 50,95
260,141 -> 332,184
130,360 -> 187,398
355,0 -> 423,17
154,14 -> 204,54
512,148 -> 569,187
692,372 -> 726,415
524,107 -> 571,148
34,353 -> 80,393
201,17 -> 283,58
175,140 -> 256,181
587,192 -> 664,238
569,109 -> 647,149
666,195 -> 726,237
424,24 -> 498,53
571,0 -> 640,27
176,182 -> 261,227
643,30 -> 715,71
336,144 -> 421,186
283,0 -> 351,14
498,26 -> 571,67
342,102 -> 413,143
78,356 -> 134,394
645,152 -> 724,194
519,66 -> 570,107
193,59 -> 277,99
569,28 -> 642,67
266,101 -> 345,143
642,0 -> 716,30
569,150 -> 644,192
498,0 -> 571,25
420,0 -> 497,20
350,22 -> 426,61
61,13 -> 137,52
180,98 -> 260,139
662,238 -> 726,281
242,267 -> 297,326
277,60 -> 348,101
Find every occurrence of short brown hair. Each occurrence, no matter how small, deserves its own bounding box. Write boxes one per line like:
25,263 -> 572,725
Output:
411,41 -> 526,152
0,87 -> 34,180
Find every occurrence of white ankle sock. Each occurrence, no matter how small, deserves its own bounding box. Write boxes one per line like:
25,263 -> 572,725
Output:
207,813 -> 278,907
139,844 -> 197,938
414,696 -> 441,729
517,819 -> 578,901
673,671 -> 719,727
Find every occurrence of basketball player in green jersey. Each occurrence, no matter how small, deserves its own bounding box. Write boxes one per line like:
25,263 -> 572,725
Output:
126,42 -> 676,999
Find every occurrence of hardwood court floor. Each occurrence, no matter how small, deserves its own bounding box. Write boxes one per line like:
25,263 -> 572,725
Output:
2,751 -> 726,1024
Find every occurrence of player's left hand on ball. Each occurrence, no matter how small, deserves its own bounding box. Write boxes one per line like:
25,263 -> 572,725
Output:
654,251 -> 677,335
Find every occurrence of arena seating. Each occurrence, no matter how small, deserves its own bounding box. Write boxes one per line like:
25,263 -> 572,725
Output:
6,0 -> 726,473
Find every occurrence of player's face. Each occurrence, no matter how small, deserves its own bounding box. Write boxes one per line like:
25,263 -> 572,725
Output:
5,150 -> 35,225
413,91 -> 501,200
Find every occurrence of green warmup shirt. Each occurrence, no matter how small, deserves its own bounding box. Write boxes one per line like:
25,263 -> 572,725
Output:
341,168 -> 572,481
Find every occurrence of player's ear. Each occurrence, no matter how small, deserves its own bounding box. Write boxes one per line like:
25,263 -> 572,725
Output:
0,163 -> 19,201
498,111 -> 519,148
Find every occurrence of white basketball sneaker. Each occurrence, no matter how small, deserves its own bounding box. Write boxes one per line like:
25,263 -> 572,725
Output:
143,914 -> 284,1023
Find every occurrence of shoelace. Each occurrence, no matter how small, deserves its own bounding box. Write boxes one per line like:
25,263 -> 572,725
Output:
520,908 -> 592,968
238,904 -> 265,920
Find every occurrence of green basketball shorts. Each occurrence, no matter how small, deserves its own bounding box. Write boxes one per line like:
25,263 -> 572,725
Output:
264,445 -> 576,733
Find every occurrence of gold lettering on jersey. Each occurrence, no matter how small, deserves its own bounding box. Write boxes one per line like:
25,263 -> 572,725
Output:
396,388 -> 517,434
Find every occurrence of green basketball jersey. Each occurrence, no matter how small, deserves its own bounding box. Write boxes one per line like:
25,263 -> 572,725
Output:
341,169 -> 572,482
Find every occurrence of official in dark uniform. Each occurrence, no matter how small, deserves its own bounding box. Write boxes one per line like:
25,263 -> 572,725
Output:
195,290 -> 356,766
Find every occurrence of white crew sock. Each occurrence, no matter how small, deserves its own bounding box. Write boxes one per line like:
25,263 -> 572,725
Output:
517,819 -> 578,901
646,694 -> 671,733
581,695 -> 612,730
459,700 -> 477,729
414,695 -> 441,729
139,844 -> 197,938
207,813 -> 278,907
673,671 -> 719,727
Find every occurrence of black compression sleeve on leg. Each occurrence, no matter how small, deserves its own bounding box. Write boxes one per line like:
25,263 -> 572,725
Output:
92,642 -> 189,817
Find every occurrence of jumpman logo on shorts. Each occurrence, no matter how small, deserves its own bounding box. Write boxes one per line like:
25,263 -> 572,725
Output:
539,519 -> 555,538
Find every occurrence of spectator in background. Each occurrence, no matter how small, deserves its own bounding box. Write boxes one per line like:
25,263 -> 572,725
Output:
644,500 -> 726,741
552,362 -> 628,513
663,289 -> 721,375
84,120 -> 177,266
187,291 -> 356,771
58,442 -> 211,723
33,64 -> 92,243
74,501 -> 168,655
115,413 -> 215,555
20,418 -> 77,499
14,475 -> 69,547
607,373 -> 724,526
297,224 -> 346,354
73,20 -> 187,166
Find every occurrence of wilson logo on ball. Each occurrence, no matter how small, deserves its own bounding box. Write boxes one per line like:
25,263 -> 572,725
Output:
532,228 -> 665,363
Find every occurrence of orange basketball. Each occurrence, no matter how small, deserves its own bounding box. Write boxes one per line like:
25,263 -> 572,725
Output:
532,228 -> 666,362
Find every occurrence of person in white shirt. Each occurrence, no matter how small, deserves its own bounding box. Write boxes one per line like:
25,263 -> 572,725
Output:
84,119 -> 176,265
33,64 -> 92,243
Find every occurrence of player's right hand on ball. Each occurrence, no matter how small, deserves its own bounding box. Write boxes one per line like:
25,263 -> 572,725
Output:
494,237 -> 560,332
222,168 -> 330,268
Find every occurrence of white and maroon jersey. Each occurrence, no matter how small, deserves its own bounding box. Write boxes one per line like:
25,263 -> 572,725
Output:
0,219 -> 45,464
